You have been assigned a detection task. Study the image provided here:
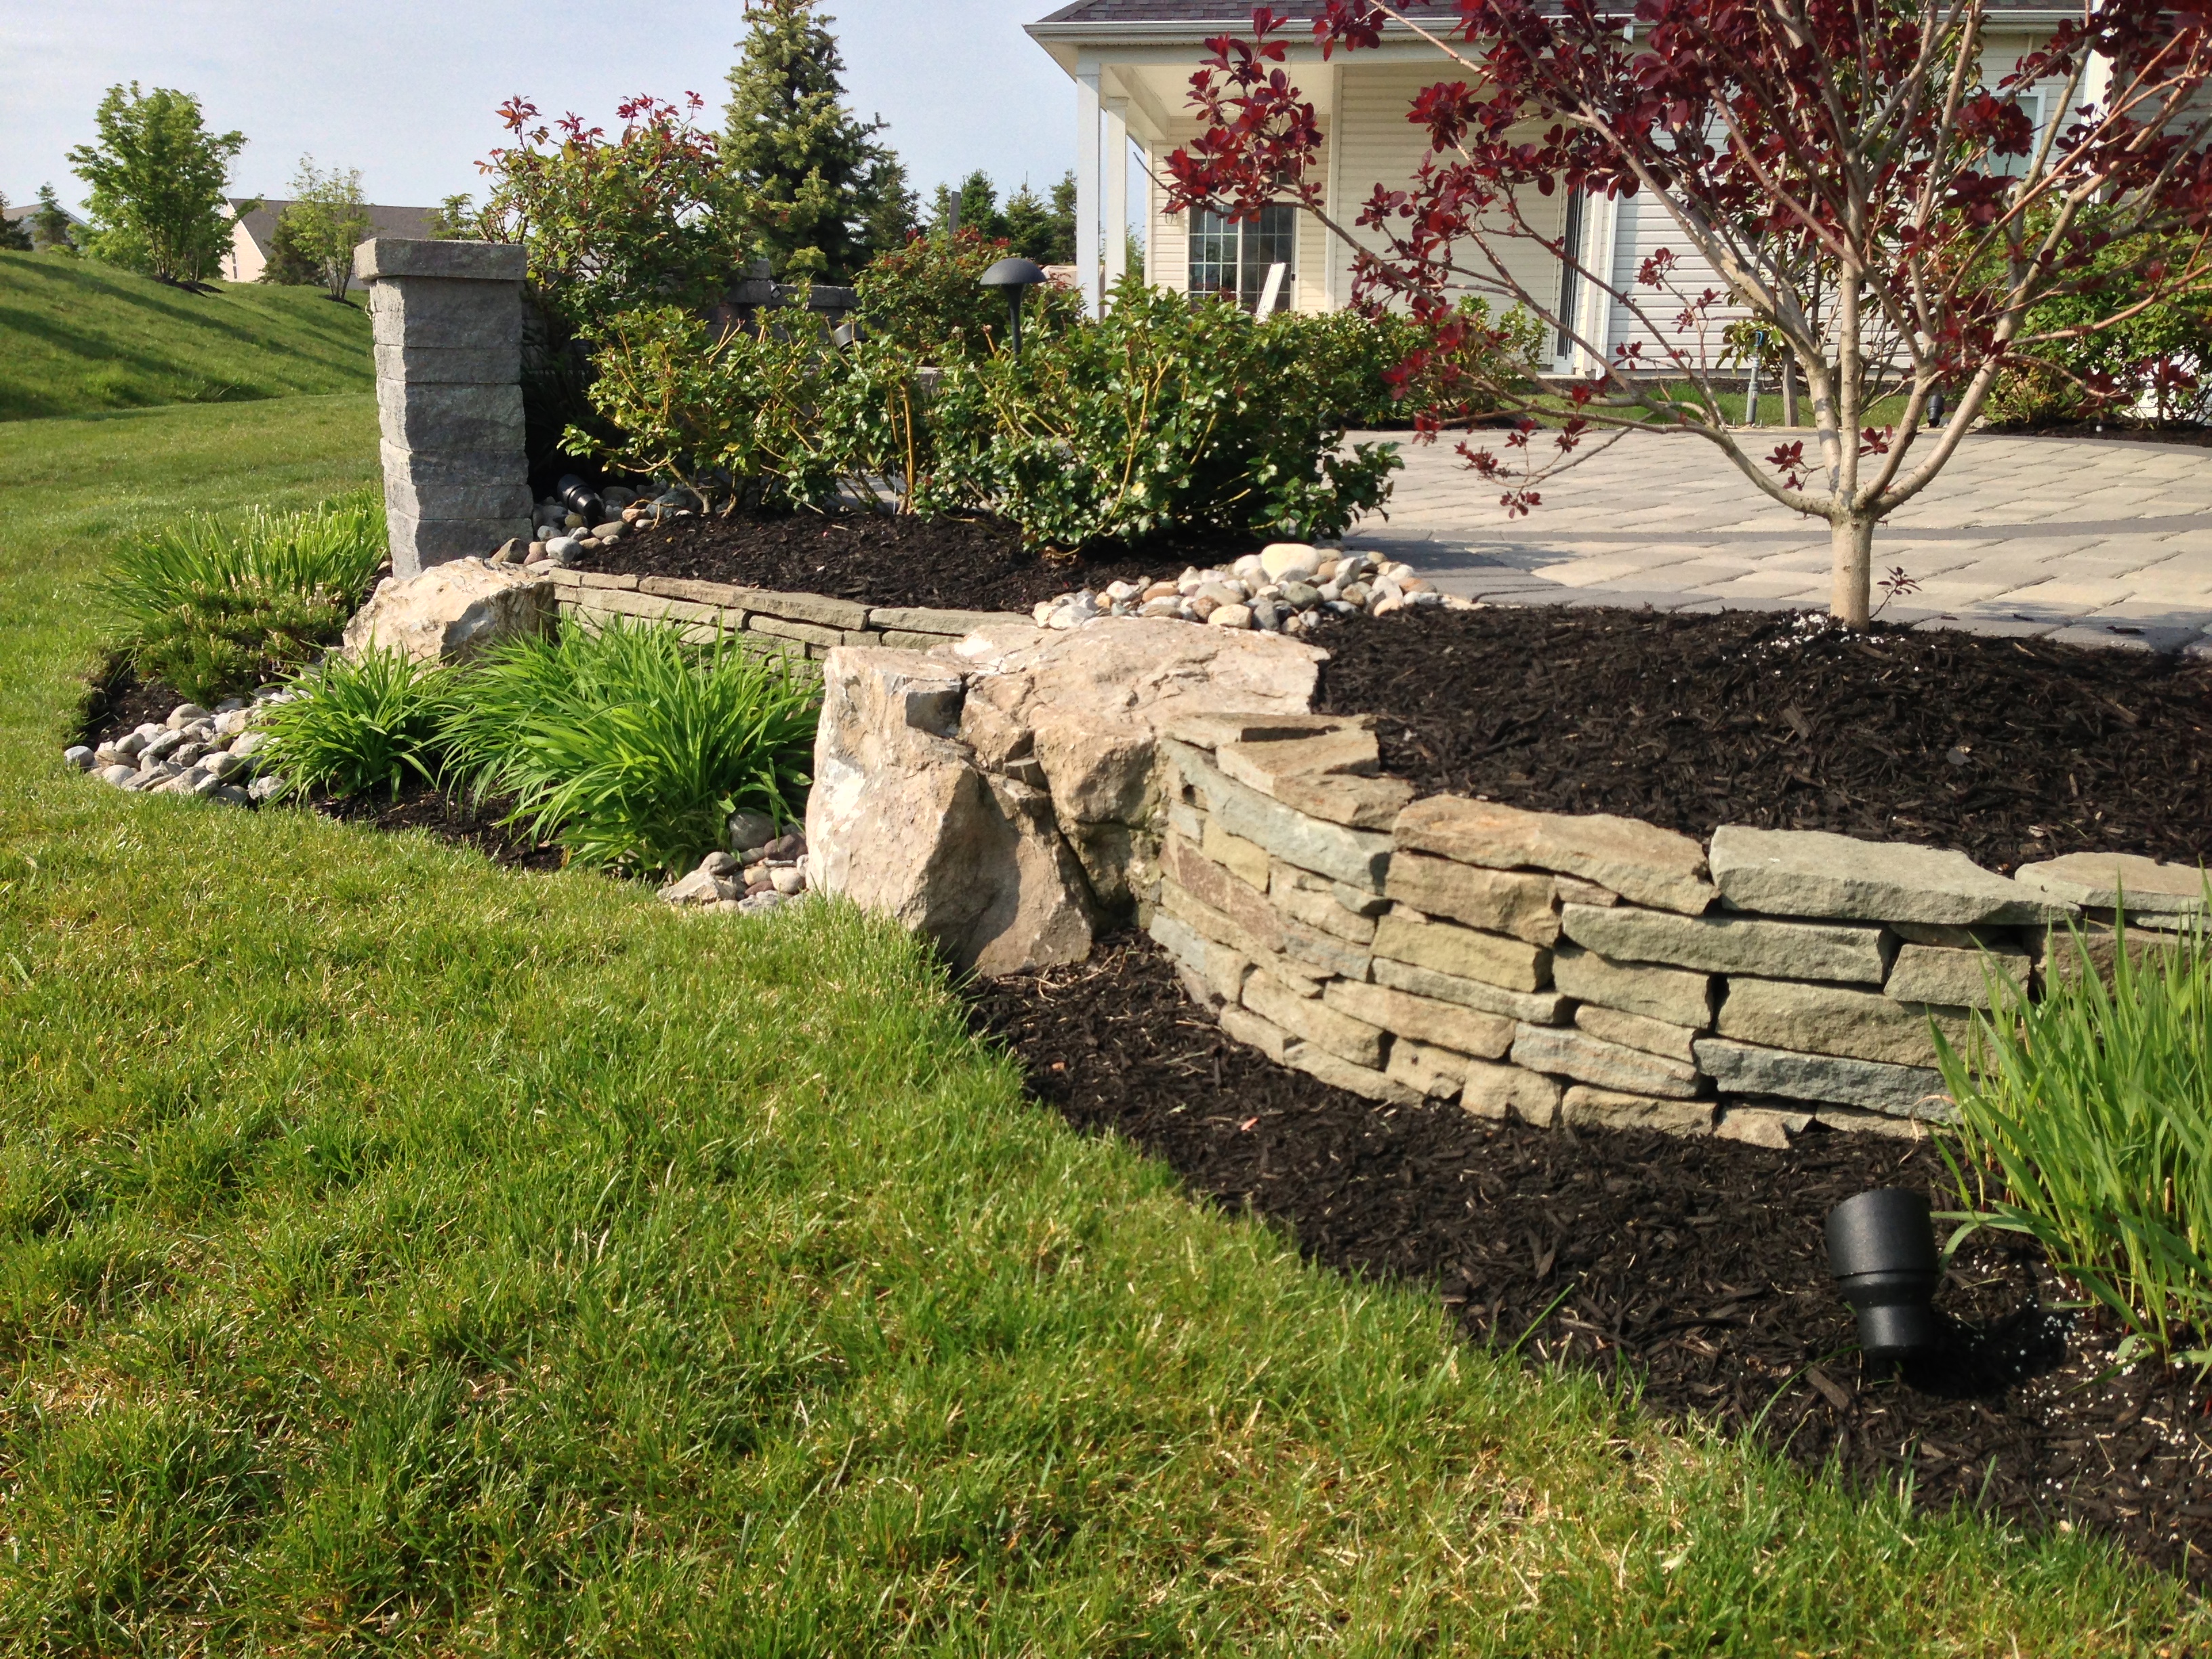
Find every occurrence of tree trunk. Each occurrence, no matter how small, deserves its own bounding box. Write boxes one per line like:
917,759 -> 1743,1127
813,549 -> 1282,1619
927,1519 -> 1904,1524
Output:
1781,361 -> 1797,427
1830,514 -> 1875,628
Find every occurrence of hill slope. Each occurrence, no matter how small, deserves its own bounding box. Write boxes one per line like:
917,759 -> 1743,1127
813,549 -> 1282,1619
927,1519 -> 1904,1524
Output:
0,253 -> 374,421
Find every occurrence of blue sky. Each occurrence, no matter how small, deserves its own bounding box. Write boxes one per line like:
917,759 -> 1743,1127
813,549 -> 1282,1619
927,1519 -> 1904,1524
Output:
1,1 -> 1098,217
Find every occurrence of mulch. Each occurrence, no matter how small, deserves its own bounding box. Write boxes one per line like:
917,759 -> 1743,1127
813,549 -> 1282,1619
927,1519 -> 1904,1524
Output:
1988,419 -> 2212,449
580,509 -> 1233,613
1312,605 -> 2212,874
965,935 -> 2212,1583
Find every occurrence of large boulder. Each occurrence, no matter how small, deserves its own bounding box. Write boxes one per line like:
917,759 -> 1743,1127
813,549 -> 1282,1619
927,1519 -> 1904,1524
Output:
806,619 -> 1324,975
341,558 -> 553,664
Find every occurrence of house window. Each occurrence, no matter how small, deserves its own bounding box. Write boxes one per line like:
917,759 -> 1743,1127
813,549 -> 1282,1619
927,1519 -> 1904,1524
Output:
1188,205 -> 1296,312
1555,188 -> 1587,363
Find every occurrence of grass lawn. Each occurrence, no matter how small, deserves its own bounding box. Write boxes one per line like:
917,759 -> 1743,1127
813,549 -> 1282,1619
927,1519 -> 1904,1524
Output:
0,255 -> 373,422
0,397 -> 2203,1652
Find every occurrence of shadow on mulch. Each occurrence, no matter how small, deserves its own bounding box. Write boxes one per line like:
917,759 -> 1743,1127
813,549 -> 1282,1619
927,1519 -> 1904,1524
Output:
314,781 -> 567,874
1313,605 -> 2212,874
1984,420 -> 2212,449
579,508 -> 1251,613
965,935 -> 2212,1584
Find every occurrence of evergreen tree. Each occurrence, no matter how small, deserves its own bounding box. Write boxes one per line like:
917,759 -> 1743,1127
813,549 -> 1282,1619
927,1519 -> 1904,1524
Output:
0,195 -> 30,252
1046,171 -> 1078,265
1000,181 -> 1057,264
258,207 -> 321,285
68,83 -> 247,283
723,0 -> 890,281
859,152 -> 920,259
928,171 -> 1004,241
32,185 -> 79,252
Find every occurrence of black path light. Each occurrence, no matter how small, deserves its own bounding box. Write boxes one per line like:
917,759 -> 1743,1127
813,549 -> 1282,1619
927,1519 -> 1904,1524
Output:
980,257 -> 1048,356
1825,1188 -> 1944,1362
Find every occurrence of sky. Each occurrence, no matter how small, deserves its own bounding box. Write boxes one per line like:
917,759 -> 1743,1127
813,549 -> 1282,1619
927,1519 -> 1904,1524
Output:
0,0 -> 1113,219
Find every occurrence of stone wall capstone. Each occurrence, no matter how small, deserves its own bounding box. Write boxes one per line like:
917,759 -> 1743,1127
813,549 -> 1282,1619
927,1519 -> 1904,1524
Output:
356,238 -> 532,577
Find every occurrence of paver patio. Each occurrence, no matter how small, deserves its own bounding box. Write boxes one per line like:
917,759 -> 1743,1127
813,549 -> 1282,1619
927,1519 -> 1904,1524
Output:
1343,429 -> 2212,653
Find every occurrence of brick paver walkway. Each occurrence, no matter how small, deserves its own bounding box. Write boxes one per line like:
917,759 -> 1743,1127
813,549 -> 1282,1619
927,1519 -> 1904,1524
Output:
1341,430 -> 2212,652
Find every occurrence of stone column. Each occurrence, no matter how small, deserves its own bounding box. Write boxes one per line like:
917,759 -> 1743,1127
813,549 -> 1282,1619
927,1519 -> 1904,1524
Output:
354,238 -> 532,577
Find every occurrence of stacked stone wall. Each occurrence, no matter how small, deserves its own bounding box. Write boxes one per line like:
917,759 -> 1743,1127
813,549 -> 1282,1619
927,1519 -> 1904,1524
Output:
1139,713 -> 2190,1145
549,567 -> 1023,659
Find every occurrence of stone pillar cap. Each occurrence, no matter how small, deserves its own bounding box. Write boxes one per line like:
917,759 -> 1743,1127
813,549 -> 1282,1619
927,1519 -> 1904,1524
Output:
354,238 -> 528,284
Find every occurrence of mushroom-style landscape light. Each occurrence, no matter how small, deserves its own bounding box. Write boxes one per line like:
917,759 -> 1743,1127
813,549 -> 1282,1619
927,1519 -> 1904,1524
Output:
1825,1188 -> 1944,1362
979,257 -> 1048,356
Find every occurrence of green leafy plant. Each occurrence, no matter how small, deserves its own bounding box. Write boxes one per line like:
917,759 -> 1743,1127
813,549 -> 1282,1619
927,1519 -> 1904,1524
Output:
567,304 -> 848,510
256,649 -> 455,800
97,491 -> 388,701
441,619 -> 819,876
67,83 -> 249,285
920,281 -> 1401,548
1937,906 -> 2212,1364
1265,302 -> 1544,430
854,226 -> 1084,363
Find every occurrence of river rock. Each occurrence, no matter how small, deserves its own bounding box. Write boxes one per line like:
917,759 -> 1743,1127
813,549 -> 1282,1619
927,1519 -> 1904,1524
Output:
1709,825 -> 2072,925
62,745 -> 94,771
342,561 -> 554,664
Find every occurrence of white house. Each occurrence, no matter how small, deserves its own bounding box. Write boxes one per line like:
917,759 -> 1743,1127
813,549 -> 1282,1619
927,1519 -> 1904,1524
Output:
224,200 -> 442,287
1027,2 -> 2082,371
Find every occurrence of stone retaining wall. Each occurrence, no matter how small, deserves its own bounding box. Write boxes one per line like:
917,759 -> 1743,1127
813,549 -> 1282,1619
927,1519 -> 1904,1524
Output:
803,617 -> 2212,1145
1137,712 -> 2194,1144
548,567 -> 1025,658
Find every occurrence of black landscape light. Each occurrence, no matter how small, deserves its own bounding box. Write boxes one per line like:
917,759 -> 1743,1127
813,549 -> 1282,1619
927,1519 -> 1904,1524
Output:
980,256 -> 1048,356
1825,1188 -> 1944,1361
557,472 -> 605,524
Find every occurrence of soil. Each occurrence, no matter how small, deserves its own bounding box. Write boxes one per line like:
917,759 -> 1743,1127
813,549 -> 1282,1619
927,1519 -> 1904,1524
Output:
1311,605 -> 2212,874
966,936 -> 2212,1583
314,781 -> 568,873
579,509 -> 1232,613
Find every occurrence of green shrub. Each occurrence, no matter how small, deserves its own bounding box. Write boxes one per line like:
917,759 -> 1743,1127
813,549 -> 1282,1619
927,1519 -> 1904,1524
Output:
1937,909 -> 2212,1364
1267,302 -> 1544,429
257,649 -> 454,801
854,227 -> 1083,363
565,304 -> 850,510
441,619 -> 820,876
97,491 -> 386,701
920,281 -> 1401,548
1984,219 -> 2212,428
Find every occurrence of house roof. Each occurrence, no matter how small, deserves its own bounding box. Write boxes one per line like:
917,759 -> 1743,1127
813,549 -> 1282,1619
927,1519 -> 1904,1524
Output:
230,199 -> 441,253
1,200 -> 84,226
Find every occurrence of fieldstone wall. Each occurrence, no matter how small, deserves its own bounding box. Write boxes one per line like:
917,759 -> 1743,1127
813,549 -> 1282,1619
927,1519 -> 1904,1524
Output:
810,618 -> 2207,1144
549,566 -> 1026,659
356,238 -> 532,577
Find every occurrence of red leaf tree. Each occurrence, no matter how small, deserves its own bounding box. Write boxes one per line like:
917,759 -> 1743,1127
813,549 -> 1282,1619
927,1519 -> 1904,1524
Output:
1168,1 -> 2212,624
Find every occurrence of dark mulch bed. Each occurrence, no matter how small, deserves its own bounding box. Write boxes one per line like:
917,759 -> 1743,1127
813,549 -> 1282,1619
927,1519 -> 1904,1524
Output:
1313,605 -> 2212,874
581,509 -> 1235,612
314,781 -> 567,872
966,936 -> 2212,1582
78,664 -> 195,749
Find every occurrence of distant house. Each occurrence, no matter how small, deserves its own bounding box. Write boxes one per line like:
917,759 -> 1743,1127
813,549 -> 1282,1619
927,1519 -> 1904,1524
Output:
1027,1 -> 2081,371
225,200 -> 443,287
2,198 -> 86,250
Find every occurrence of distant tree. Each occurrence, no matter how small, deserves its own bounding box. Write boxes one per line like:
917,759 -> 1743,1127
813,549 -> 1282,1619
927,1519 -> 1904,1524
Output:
256,207 -> 321,285
282,157 -> 372,300
68,83 -> 248,285
31,185 -> 79,253
860,151 -> 921,258
929,171 -> 1001,240
0,194 -> 30,252
999,171 -> 1080,264
425,192 -> 480,239
723,0 -> 892,279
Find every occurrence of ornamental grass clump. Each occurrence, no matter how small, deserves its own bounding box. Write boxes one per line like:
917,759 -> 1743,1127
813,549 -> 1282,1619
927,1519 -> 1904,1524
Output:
442,619 -> 818,876
96,490 -> 388,701
1938,907 -> 2212,1364
256,648 -> 455,802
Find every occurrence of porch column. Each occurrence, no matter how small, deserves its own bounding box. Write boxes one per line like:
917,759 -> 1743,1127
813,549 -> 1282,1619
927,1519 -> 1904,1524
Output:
1103,98 -> 1130,302
1076,60 -> 1103,316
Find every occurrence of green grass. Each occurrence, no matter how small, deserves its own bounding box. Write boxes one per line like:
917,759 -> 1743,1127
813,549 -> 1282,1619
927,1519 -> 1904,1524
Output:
1940,918 -> 2212,1364
0,254 -> 373,422
0,396 -> 2205,1650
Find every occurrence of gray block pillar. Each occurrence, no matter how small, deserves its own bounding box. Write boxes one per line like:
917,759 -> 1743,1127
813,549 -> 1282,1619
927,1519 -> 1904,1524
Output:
354,238 -> 533,577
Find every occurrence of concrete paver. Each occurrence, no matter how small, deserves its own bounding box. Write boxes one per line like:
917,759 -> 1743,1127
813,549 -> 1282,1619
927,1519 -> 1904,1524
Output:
1344,430 -> 2212,644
